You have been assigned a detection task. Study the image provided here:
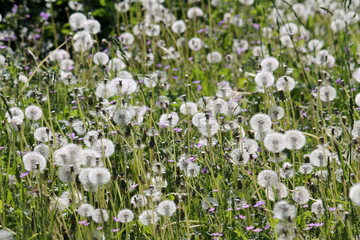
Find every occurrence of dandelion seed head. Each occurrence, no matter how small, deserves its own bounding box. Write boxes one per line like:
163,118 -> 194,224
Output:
50,197 -> 70,212
268,106 -> 285,120
25,105 -> 42,120
84,130 -> 99,147
73,31 -> 93,52
349,183 -> 360,205
187,7 -> 204,18
188,37 -> 203,50
229,148 -> 250,165
255,71 -> 274,88
280,162 -> 293,179
92,209 -> 109,223
171,20 -> 186,34
319,85 -> 336,102
79,149 -> 102,167
276,76 -> 295,91
185,162 -> 201,177
23,152 -> 46,173
279,23 -> 298,36
113,109 -> 132,126
92,138 -> 115,157
159,112 -> 179,127
77,203 -> 94,217
34,143 -> 50,159
250,113 -> 272,132
131,194 -> 148,208
266,182 -> 288,202
198,119 -> 220,137
58,165 -> 77,183
180,102 -> 198,115
157,200 -> 177,216
69,12 -> 86,30
311,199 -> 324,217
299,163 -> 314,174
284,130 -> 306,150
308,39 -> 324,52
95,82 -> 116,99
260,57 -> 279,72
34,127 -> 52,142
309,147 -> 331,167
293,186 -> 310,204
108,58 -> 126,73
72,120 -> 86,135
264,132 -> 286,153
84,19 -> 101,34
0,229 -> 14,240
258,170 -> 278,188
88,167 -> 111,186
207,51 -> 222,63
139,210 -> 159,226
273,200 -> 296,221
93,52 -> 109,65
6,107 -> 24,122
117,209 -> 135,223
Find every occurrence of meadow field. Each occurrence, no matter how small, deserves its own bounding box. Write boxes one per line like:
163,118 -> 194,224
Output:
1,0 -> 360,239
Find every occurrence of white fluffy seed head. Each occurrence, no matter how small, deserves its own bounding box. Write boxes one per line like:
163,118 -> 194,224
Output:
273,200 -> 296,221
229,148 -> 250,165
311,199 -> 324,217
266,182 -> 288,202
88,167 -> 111,186
250,113 -> 272,132
92,209 -> 109,223
113,109 -> 132,126
77,203 -> 94,217
198,119 -> 220,137
276,76 -> 295,91
131,194 -> 148,208
23,152 -> 47,173
34,127 -> 52,142
184,163 -> 201,177
139,210 -> 159,226
25,105 -> 42,120
255,71 -> 274,88
299,163 -> 314,175
349,183 -> 360,205
318,85 -> 336,102
6,107 -> 24,121
180,102 -> 198,115
171,20 -> 186,34
84,130 -> 100,147
260,57 -> 279,72
58,165 -> 77,183
34,143 -> 50,158
69,12 -> 87,30
92,138 -> 115,157
84,19 -> 101,34
309,147 -> 331,167
159,112 -> 179,127
257,170 -> 278,188
79,149 -> 102,168
117,209 -> 135,223
93,52 -> 109,65
292,186 -> 310,204
268,106 -> 285,120
157,200 -> 177,216
284,130 -> 306,150
264,132 -> 285,153
207,51 -> 222,63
